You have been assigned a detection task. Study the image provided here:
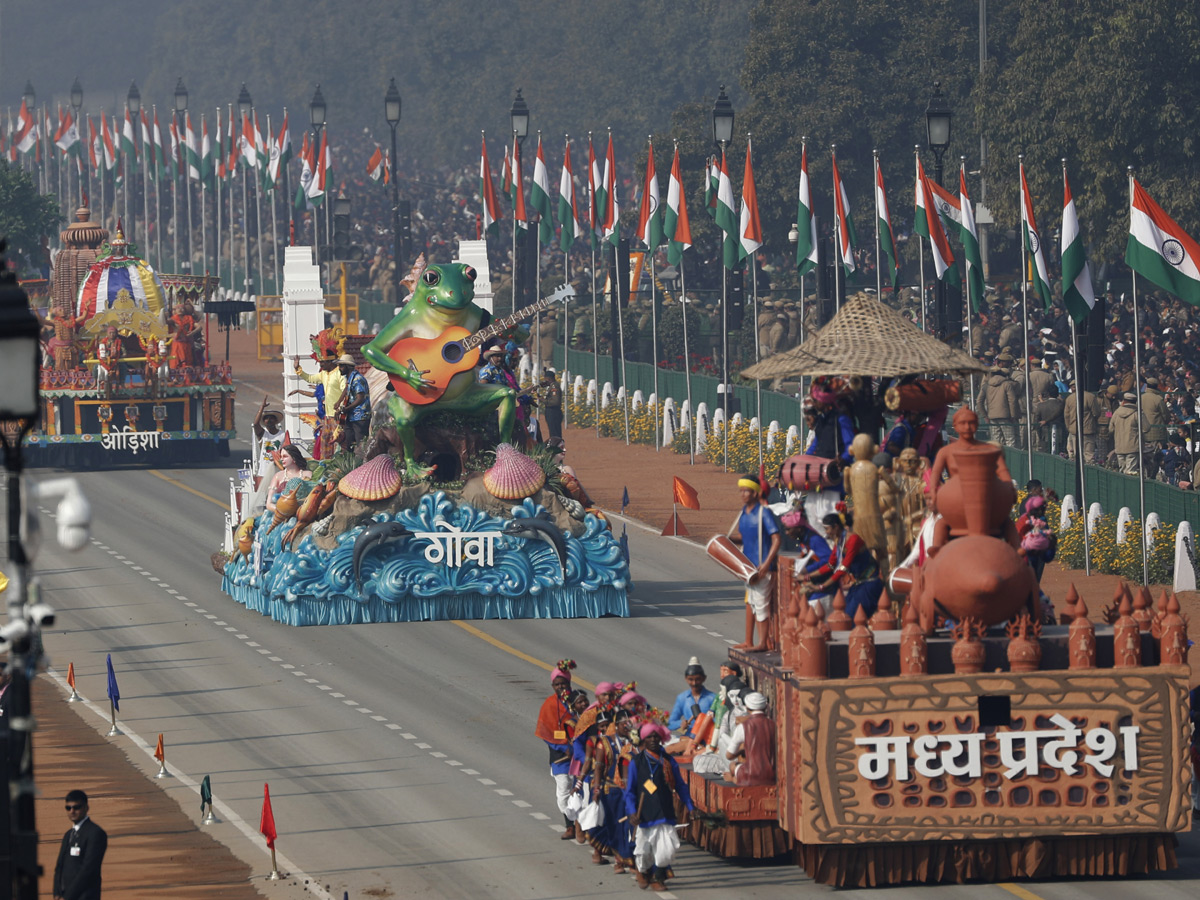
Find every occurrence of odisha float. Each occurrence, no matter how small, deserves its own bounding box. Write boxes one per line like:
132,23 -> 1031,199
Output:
219,256 -> 630,625
28,204 -> 233,466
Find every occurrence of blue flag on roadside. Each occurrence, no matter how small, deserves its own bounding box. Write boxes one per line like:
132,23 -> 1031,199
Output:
620,524 -> 630,565
106,653 -> 120,711
621,487 -> 629,511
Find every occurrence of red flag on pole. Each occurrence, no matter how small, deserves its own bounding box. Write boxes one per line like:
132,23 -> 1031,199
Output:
66,662 -> 76,690
673,477 -> 700,511
154,733 -> 165,762
260,783 -> 277,849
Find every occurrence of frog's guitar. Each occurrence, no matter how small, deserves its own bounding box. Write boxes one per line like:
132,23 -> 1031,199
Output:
387,283 -> 575,405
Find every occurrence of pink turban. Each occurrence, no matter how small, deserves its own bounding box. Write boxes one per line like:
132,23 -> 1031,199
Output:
595,681 -> 617,695
551,667 -> 572,683
639,722 -> 670,741
620,691 -> 645,707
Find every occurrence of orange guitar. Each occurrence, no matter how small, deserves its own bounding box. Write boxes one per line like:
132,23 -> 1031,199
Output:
387,283 -> 575,404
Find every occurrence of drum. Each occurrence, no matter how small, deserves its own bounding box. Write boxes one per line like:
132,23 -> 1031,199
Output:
705,535 -> 757,582
779,454 -> 840,491
885,379 -> 962,412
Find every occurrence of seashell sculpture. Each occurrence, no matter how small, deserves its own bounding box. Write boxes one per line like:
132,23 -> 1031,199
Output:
483,443 -> 546,500
340,454 -> 402,502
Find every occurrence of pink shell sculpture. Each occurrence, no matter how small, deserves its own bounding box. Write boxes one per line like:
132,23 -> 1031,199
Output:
483,444 -> 546,500
339,454 -> 402,501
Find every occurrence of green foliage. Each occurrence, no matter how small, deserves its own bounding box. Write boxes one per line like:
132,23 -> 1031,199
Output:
0,163 -> 60,273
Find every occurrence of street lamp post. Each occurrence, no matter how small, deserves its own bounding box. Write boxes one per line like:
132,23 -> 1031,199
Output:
173,79 -> 187,273
924,82 -> 953,339
0,255 -> 43,900
711,85 -> 734,471
309,85 -> 326,284
509,89 -> 529,319
384,78 -> 402,300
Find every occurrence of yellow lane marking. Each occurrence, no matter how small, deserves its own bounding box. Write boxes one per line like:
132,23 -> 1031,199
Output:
148,470 -> 230,511
450,620 -> 596,692
997,884 -> 1047,900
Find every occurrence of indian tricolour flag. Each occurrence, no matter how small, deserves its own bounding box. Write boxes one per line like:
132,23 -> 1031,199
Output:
558,138 -> 582,253
875,155 -> 899,290
915,158 -> 959,285
663,144 -> 692,266
531,134 -> 554,245
831,149 -> 856,274
1020,160 -> 1052,310
636,139 -> 662,251
796,142 -> 817,276
738,139 -> 762,262
479,132 -> 501,239
1060,165 -> 1095,323
959,165 -> 984,312
601,133 -> 619,246
1126,176 -> 1200,308
714,148 -> 739,269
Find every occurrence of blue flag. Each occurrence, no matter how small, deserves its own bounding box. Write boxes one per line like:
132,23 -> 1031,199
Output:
621,487 -> 629,511
619,524 -> 630,565
106,653 -> 120,711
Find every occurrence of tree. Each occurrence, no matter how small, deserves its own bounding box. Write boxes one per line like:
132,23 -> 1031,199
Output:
0,163 -> 61,275
979,1 -> 1200,267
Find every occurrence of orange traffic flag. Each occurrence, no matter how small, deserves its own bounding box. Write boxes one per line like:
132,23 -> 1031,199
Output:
673,476 -> 700,511
66,663 -> 76,690
260,783 -> 278,849
154,733 -> 165,762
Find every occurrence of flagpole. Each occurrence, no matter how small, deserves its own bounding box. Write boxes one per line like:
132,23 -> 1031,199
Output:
171,114 -> 179,272
153,110 -> 163,271
798,270 -> 806,453
123,117 -> 130,240
916,147 -> 926,333
563,243 -> 570,430
254,112 -> 266,299
832,144 -> 842,315
227,106 -> 236,295
615,239 -> 630,446
511,132 -> 519,321
282,108 -> 293,252
1128,166 -> 1148,585
241,153 -> 250,294
588,132 -> 600,440
1070,315 -> 1091,576
720,146 -> 729,472
874,150 -> 882,300
215,109 -> 223,291
962,158 -> 976,411
186,146 -> 194,275
680,255 -> 695,465
142,127 -> 151,265
1019,155 -> 1034,481
200,115 -> 208,280
268,113 -> 280,295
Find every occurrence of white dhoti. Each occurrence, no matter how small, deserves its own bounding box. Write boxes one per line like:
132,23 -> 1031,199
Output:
553,773 -> 577,820
745,573 -> 773,622
634,822 -> 681,871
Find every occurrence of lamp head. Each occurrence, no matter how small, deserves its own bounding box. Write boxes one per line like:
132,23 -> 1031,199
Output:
237,83 -> 253,120
174,77 -> 188,113
70,77 -> 83,111
309,84 -> 326,127
384,78 -> 401,126
126,81 -> 141,115
924,81 -> 953,151
509,88 -> 529,144
711,84 -> 734,147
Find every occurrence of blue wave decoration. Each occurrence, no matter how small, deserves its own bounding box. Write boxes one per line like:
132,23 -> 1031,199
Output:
222,492 -> 631,625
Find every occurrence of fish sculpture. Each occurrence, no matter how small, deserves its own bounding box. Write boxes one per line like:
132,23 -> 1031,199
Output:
267,482 -> 304,535
283,482 -> 329,550
352,520 -> 415,591
235,518 -> 255,560
501,516 -> 568,576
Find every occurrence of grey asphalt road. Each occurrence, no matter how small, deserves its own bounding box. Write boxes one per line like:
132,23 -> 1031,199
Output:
14,437 -> 1198,899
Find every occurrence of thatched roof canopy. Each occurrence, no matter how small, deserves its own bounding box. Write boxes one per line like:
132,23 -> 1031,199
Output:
740,294 -> 987,380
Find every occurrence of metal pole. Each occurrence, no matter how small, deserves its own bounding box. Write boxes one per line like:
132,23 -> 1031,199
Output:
1070,316 -> 1091,576
934,149 -> 945,338
312,124 -> 322,291
184,148 -> 194,274
228,107 -> 236,294
142,131 -> 151,265
254,112 -> 265,296
562,247 -> 569,430
917,147 -> 927,334
241,161 -> 250,294
615,240 -> 630,445
215,110 -> 223,290
721,142 -> 729,472
799,271 -> 806,453
1129,169 -> 1148,584
172,112 -> 179,271
874,151 -> 882,300
963,158 -> 976,411
588,138 -> 600,440
154,107 -> 162,272
1019,155 -> 1033,481
268,114 -> 280,295
200,115 -> 208,279
511,132 -> 518,319
391,122 -> 401,293
650,250 -> 660,450
680,256 -> 695,464
282,108 -> 293,252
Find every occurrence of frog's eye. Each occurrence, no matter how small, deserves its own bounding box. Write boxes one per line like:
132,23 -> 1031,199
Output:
463,266 -> 477,282
422,270 -> 441,287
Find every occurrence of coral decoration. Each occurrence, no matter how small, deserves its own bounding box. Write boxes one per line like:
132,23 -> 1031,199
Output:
340,454 -> 403,501
483,444 -> 546,500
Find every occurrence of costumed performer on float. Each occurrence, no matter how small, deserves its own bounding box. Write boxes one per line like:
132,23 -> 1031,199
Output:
360,264 -> 518,480
796,509 -> 884,618
729,475 -> 782,653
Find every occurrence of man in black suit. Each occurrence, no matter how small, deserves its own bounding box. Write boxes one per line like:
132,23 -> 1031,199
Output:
53,789 -> 107,900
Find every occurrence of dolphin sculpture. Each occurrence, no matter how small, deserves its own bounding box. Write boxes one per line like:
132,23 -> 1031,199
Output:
353,520 -> 415,591
501,516 -> 568,575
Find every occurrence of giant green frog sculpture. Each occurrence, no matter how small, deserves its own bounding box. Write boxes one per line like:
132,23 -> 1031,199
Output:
361,263 -> 516,480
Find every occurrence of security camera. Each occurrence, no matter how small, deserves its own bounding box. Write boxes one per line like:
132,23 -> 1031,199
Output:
27,603 -> 55,627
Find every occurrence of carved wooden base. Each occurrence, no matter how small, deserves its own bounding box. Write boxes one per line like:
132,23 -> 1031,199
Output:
798,832 -> 1178,887
682,819 -> 792,859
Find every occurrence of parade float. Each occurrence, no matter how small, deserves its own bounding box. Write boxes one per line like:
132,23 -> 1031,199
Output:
220,259 -> 630,625
683,297 -> 1192,886
27,205 -> 232,467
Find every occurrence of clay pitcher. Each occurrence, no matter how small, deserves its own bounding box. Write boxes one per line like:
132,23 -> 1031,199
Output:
1006,615 -> 1042,673
938,444 -> 1014,537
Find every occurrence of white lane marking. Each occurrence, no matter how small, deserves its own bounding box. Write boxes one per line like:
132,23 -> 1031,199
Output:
43,669 -> 334,900
725,639 -> 738,645
675,617 -> 690,623
478,778 -> 496,785
184,602 -> 196,608
316,684 -> 331,690
415,742 -> 431,749
246,642 -> 260,647
343,700 -> 358,707
257,649 -> 272,656
531,812 -> 550,821
204,615 -> 218,620
429,751 -> 446,759
330,693 -> 345,698
461,769 -> 479,775
691,623 -> 706,630
444,760 -> 462,766
371,716 -> 387,722
494,789 -> 513,797
512,800 -> 531,808
268,657 -> 282,662
305,678 -> 319,684
385,724 -> 402,731
214,620 -> 227,626
400,733 -> 416,740
235,633 -> 249,639
224,627 -> 238,632
357,708 -> 374,715
281,664 -> 294,670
